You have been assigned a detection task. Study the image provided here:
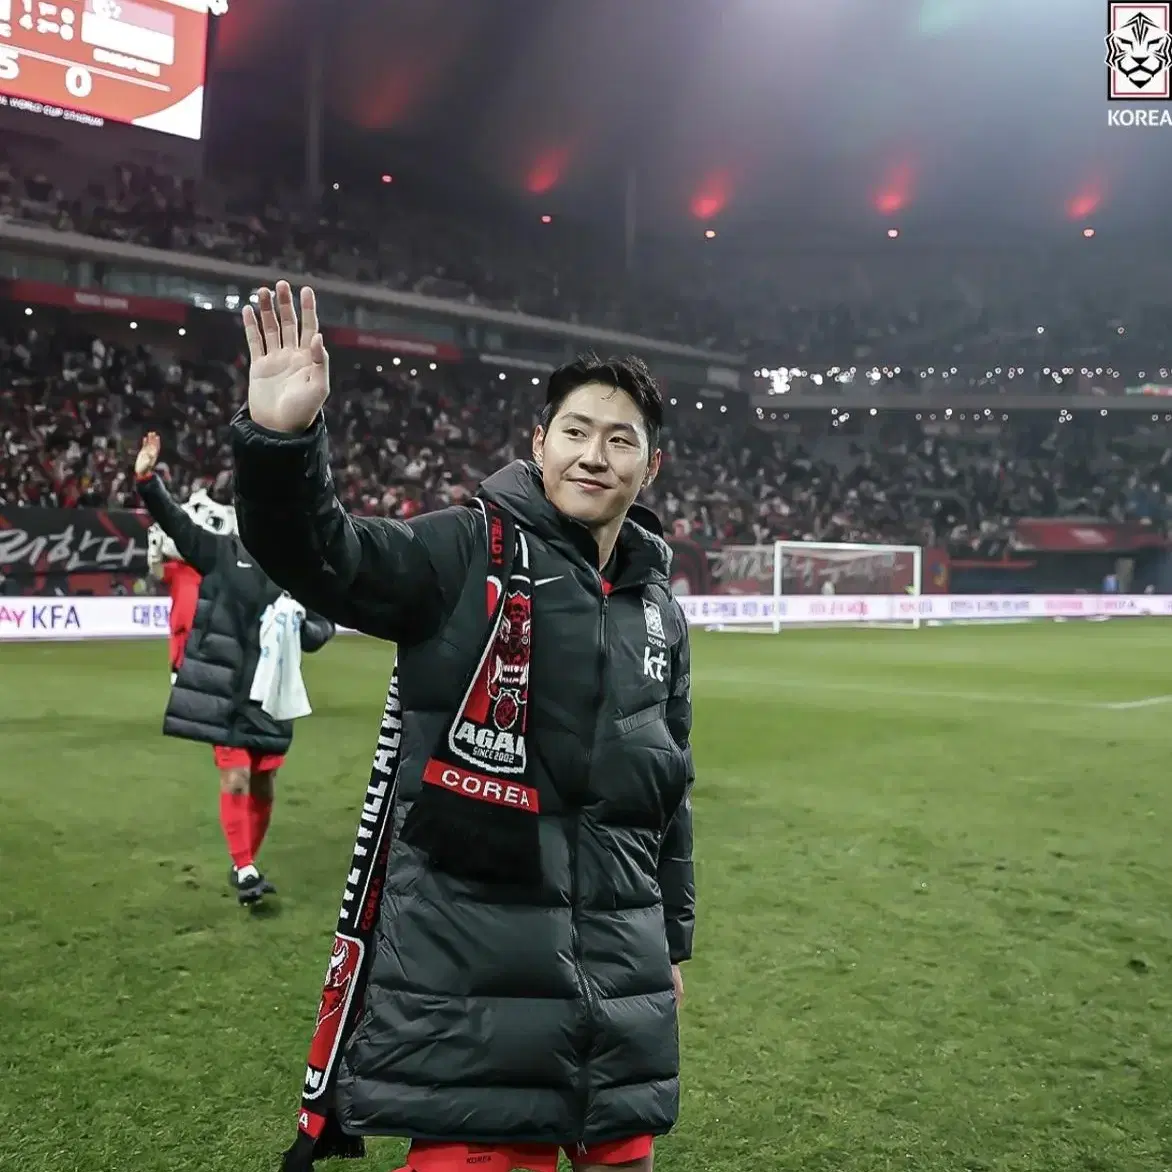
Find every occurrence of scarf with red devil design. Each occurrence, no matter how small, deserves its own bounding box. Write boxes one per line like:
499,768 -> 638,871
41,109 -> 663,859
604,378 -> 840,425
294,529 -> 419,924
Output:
282,499 -> 533,1170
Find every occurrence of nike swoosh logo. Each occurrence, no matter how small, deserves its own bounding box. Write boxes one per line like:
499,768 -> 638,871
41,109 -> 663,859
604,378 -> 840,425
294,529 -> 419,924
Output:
534,576 -> 563,587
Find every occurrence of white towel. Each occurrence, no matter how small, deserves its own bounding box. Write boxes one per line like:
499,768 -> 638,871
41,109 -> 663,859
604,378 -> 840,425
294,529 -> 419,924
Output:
250,594 -> 312,721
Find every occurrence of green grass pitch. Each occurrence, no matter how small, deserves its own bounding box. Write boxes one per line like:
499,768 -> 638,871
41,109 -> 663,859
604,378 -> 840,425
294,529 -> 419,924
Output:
4,622 -> 1172,1172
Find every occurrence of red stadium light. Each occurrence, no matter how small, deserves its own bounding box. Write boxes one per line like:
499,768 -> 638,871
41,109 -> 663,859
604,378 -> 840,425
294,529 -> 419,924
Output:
1067,186 -> 1102,220
526,148 -> 570,195
691,169 -> 732,221
873,159 -> 915,216
540,214 -> 553,224
381,174 -> 393,185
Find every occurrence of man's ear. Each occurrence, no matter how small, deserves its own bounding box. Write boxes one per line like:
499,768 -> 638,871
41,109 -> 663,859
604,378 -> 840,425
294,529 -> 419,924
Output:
532,426 -> 546,469
643,448 -> 662,489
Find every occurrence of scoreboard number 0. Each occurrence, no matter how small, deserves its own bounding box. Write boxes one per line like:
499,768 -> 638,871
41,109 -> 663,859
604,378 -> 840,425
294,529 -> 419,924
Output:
65,65 -> 92,99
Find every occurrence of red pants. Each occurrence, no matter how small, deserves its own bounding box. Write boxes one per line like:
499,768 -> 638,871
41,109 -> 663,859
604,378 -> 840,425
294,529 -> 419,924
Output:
396,1135 -> 653,1171
213,745 -> 285,772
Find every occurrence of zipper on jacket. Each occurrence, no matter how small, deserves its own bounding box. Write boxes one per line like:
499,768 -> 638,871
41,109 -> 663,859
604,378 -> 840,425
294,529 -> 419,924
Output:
571,576 -> 608,1138
568,817 -> 594,1137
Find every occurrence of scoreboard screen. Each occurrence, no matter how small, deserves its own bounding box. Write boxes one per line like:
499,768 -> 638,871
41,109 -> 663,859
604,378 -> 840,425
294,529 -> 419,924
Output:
0,0 -> 212,140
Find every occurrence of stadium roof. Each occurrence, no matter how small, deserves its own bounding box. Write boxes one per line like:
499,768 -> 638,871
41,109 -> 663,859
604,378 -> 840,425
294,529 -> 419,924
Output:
206,0 -> 1164,240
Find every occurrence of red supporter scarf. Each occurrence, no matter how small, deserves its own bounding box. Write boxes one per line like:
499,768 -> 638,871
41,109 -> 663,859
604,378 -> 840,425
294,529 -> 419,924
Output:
281,500 -> 533,1170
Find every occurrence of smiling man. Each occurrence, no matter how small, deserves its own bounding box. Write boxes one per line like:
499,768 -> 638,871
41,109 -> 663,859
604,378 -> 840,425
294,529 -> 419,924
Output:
230,282 -> 696,1172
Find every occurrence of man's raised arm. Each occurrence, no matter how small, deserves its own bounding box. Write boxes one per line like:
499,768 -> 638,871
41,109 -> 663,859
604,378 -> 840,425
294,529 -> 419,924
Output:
230,282 -> 473,644
133,433 -> 225,576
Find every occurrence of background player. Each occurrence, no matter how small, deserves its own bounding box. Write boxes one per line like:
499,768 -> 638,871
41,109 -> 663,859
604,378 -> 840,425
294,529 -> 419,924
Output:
135,432 -> 336,906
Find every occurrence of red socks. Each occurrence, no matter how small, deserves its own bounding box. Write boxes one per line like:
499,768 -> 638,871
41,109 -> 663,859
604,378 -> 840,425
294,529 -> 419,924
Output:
219,793 -> 274,869
219,792 -> 254,869
247,795 -> 273,857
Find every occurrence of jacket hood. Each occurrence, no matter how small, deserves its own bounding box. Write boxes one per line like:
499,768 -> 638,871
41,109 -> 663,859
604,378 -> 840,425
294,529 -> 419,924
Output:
479,460 -> 672,583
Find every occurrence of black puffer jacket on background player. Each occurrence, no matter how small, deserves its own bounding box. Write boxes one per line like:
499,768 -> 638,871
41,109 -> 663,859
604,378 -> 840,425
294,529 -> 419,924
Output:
230,412 -> 696,1148
137,474 -> 335,754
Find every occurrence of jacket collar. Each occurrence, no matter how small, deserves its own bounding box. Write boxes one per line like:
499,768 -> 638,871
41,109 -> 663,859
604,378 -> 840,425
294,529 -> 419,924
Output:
479,460 -> 672,589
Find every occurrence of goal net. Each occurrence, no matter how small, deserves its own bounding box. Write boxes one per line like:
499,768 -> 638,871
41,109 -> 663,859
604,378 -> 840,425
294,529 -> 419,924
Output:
702,541 -> 923,631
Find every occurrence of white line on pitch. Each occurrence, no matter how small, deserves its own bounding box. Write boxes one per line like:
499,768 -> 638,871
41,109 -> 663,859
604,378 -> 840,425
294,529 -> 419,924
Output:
701,674 -> 1089,709
1101,695 -> 1172,710
701,672 -> 1172,713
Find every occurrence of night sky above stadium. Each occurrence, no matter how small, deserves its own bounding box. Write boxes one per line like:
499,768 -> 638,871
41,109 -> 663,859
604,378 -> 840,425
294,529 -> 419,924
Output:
205,0 -> 1162,235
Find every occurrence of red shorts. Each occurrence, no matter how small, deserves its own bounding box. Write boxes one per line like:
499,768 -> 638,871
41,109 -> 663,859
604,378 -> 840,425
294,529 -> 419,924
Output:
212,745 -> 285,773
397,1135 -> 653,1172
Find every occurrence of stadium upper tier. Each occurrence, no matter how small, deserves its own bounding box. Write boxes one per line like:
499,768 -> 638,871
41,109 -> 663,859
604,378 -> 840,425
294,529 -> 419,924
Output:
0,152 -> 1165,377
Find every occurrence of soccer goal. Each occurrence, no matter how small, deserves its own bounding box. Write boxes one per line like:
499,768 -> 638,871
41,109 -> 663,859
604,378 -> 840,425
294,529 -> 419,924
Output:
706,541 -> 924,632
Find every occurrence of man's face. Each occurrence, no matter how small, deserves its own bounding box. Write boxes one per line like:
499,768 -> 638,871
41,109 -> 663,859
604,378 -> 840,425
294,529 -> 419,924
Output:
533,382 -> 660,531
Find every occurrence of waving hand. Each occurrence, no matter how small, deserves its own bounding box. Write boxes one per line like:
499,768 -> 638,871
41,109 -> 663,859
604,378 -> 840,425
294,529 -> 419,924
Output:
242,281 -> 330,434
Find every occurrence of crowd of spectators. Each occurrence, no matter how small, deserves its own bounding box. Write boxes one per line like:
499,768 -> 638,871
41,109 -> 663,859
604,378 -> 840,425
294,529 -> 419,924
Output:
3,145 -> 1172,556
0,153 -> 738,350
3,329 -> 1169,559
1,150 -> 1167,374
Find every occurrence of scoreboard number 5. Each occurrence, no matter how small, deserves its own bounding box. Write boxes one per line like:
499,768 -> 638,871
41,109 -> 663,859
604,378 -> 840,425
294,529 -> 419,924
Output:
0,47 -> 18,81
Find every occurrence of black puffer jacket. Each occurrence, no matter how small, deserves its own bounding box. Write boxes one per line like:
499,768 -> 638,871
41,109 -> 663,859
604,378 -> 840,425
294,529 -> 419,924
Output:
138,474 -> 334,754
231,413 -> 696,1147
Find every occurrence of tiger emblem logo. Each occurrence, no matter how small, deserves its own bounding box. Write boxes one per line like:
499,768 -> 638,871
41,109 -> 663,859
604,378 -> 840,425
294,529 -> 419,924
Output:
1106,10 -> 1172,93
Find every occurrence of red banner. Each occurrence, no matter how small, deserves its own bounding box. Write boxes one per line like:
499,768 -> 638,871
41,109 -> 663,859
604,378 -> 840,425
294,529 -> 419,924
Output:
0,505 -> 150,595
0,279 -> 186,324
1012,519 -> 1168,552
328,328 -> 461,363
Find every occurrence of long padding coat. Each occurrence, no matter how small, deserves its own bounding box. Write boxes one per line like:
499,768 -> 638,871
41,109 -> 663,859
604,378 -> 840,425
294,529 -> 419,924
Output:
231,412 -> 696,1147
138,475 -> 334,753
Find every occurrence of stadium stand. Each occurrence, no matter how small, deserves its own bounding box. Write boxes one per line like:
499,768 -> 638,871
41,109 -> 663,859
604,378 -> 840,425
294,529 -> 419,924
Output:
1,149 -> 1167,372
2,325 -> 1169,556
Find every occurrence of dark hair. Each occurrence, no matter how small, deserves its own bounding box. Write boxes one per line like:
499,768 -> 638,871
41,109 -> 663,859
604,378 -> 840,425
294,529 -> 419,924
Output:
540,353 -> 663,450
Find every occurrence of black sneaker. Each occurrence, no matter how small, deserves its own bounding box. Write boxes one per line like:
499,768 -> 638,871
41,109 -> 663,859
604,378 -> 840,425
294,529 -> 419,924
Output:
229,866 -> 273,905
229,866 -> 277,891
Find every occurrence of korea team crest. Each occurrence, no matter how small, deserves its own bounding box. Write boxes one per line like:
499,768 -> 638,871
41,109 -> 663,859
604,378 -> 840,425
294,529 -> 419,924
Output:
642,596 -> 668,682
643,598 -> 666,647
1106,4 -> 1172,100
